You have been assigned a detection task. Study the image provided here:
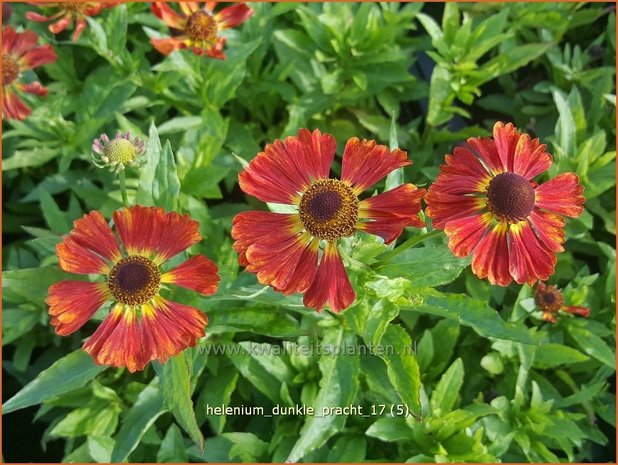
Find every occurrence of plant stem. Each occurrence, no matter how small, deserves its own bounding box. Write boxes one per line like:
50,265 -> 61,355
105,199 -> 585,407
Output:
119,170 -> 129,208
378,229 -> 442,264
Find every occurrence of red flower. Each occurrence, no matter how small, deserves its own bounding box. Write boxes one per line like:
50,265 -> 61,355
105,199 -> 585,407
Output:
2,26 -> 56,120
46,206 -> 220,372
150,2 -> 253,59
232,128 -> 426,313
26,2 -> 105,42
534,282 -> 589,323
425,122 -> 585,286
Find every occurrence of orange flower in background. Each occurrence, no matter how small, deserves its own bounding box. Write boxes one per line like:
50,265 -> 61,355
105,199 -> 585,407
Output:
232,128 -> 426,313
151,2 -> 254,59
47,206 -> 220,372
534,282 -> 589,323
2,25 -> 56,120
26,2 -> 105,42
425,122 -> 585,287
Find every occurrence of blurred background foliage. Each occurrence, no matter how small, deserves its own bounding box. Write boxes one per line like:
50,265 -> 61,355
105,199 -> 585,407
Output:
2,2 -> 616,463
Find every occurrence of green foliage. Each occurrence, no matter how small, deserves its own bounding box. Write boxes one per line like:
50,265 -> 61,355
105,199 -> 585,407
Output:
2,2 -> 615,463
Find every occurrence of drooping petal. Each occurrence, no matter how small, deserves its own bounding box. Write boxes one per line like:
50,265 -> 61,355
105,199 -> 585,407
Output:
8,28 -> 39,56
18,44 -> 57,69
424,190 -> 486,230
17,82 -> 48,96
357,184 -> 426,244
231,211 -> 302,265
443,212 -> 493,257
508,221 -> 556,286
2,25 -> 19,54
561,305 -> 590,317
56,236 -> 111,275
46,281 -> 110,336
471,222 -> 511,286
49,15 -> 73,35
83,3 -> 103,17
204,37 -> 226,60
239,129 -> 336,204
2,90 -> 31,121
150,37 -> 188,55
72,17 -> 87,42
83,305 -> 146,373
246,232 -> 320,295
25,11 -> 56,23
535,173 -> 585,218
161,255 -> 220,296
140,297 -> 208,365
69,210 -> 123,264
151,2 -> 187,29
303,242 -> 355,313
528,209 -> 566,253
341,138 -> 410,194
216,3 -> 254,29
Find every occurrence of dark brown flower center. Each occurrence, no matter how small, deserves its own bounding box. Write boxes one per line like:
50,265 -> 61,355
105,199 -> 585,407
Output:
2,54 -> 20,85
534,284 -> 564,313
486,172 -> 535,222
108,255 -> 160,305
299,179 -> 358,241
185,10 -> 217,43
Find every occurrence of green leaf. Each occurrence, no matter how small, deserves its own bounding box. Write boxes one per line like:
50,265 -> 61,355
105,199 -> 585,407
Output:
379,325 -> 422,419
403,288 -> 539,344
157,425 -> 188,463
532,343 -> 589,368
377,246 -> 470,288
427,65 -> 453,126
286,329 -> 360,462
480,42 -> 553,84
568,325 -> 615,368
154,352 -> 204,451
224,432 -> 269,462
2,148 -> 59,171
87,436 -> 115,463
111,385 -> 166,463
38,189 -> 70,234
366,417 -> 411,442
196,364 -> 239,434
327,435 -> 367,462
2,267 -> 71,301
3,350 -> 106,414
552,88 -> 576,158
363,299 -> 400,349
430,358 -> 464,413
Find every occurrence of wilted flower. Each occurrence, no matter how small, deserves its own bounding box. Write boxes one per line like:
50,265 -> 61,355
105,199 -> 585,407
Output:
26,2 -> 105,42
92,132 -> 146,173
150,2 -> 253,59
534,282 -> 590,323
232,128 -> 426,313
2,25 -> 57,120
47,206 -> 220,372
425,122 -> 585,286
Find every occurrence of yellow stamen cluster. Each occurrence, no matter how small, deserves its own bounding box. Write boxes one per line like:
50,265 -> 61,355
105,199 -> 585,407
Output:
185,10 -> 217,44
2,54 -> 20,85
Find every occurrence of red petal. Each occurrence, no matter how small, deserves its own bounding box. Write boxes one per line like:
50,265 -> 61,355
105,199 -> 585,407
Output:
444,212 -> 492,257
216,3 -> 254,29
467,134 -> 504,175
231,211 -> 301,266
161,255 -> 220,295
151,2 -> 186,29
535,173 -> 585,218
70,210 -> 123,264
341,138 -> 410,194
25,11 -> 55,22
492,121 -> 521,173
18,44 -> 57,70
56,236 -> 111,274
432,147 -> 492,195
357,184 -> 426,244
140,297 -> 208,365
425,190 -> 486,230
512,135 -> 552,180
18,82 -> 48,96
471,222 -> 511,286
47,281 -> 110,336
6,27 -> 39,56
239,129 -> 336,204
150,37 -> 187,55
508,221 -> 556,286
2,25 -> 18,54
72,18 -> 87,42
179,1 -> 200,15
303,242 -> 355,312
2,90 -> 31,120
83,3 -> 103,16
542,311 -> 558,323
49,15 -> 72,34
246,233 -> 319,295
528,209 -> 566,253
562,305 -> 590,317
83,305 -> 146,373
204,37 -> 226,60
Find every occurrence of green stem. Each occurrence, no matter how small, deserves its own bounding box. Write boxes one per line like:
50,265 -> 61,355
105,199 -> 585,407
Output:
378,229 -> 442,264
119,170 -> 129,208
